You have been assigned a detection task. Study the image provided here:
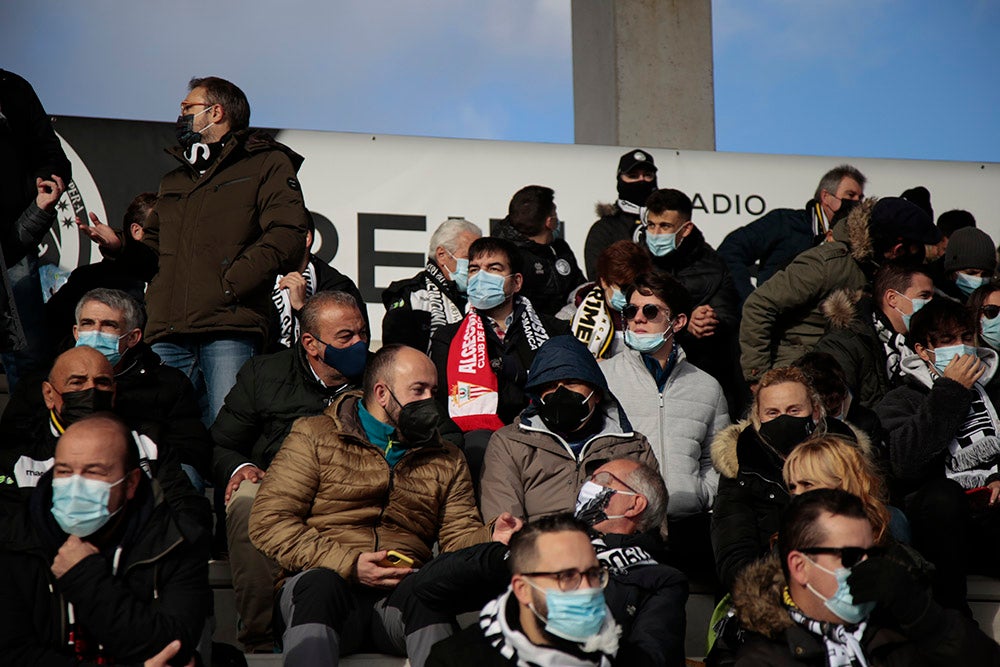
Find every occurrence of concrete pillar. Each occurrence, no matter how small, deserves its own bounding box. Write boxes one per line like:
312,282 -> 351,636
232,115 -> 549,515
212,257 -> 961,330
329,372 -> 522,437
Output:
572,0 -> 716,150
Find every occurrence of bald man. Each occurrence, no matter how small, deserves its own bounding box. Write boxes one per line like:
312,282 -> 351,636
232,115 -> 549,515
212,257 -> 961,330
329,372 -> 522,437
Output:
0,413 -> 210,664
249,344 -> 520,667
0,347 -> 209,529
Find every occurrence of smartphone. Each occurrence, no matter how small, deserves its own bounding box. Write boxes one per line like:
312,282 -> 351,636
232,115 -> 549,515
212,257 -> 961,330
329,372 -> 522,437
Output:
966,486 -> 993,512
379,550 -> 414,568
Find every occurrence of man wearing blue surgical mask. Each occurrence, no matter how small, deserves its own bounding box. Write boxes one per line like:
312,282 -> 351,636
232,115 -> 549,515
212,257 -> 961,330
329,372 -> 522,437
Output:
637,189 -> 744,419
382,217 -> 482,354
877,298 -> 1000,613
711,489 -> 999,664
0,413 -> 210,665
428,514 -> 621,667
211,290 -> 369,653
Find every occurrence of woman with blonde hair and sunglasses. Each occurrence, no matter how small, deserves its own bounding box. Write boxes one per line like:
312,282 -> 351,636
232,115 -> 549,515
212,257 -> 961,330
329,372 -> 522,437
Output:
783,435 -> 910,545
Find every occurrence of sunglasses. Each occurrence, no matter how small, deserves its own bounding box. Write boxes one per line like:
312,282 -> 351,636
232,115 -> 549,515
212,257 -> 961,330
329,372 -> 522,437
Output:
622,303 -> 670,321
798,546 -> 883,568
982,305 -> 1000,319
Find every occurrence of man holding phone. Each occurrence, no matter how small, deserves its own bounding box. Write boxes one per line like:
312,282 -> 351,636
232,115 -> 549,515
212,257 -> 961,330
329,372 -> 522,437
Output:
249,344 -> 522,666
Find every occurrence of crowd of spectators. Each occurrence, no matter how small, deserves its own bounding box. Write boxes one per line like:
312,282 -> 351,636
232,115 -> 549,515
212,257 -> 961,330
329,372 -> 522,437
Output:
2,72 -> 1000,667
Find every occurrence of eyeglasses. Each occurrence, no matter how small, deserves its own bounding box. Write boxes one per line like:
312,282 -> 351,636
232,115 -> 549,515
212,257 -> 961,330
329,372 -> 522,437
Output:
180,102 -> 212,114
982,305 -> 1000,319
590,471 -> 637,493
798,546 -> 883,568
622,303 -> 669,322
522,566 -> 609,591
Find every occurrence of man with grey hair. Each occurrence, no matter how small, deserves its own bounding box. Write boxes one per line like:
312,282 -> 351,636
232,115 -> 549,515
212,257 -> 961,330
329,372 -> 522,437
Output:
211,289 -> 369,653
381,216 -> 482,352
718,164 -> 866,304
0,287 -> 213,488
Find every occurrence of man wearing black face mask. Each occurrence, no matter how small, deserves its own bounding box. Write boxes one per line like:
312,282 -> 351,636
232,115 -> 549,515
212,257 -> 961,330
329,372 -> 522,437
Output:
76,76 -> 310,428
709,366 -> 870,592
249,344 -> 521,667
480,335 -> 658,524
583,149 -> 658,280
0,346 -> 208,534
210,290 -> 369,653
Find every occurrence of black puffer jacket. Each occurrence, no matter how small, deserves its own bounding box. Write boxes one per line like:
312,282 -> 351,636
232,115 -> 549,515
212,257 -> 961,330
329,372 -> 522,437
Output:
211,344 -> 354,482
0,472 -> 211,666
709,418 -> 868,591
494,220 -> 586,317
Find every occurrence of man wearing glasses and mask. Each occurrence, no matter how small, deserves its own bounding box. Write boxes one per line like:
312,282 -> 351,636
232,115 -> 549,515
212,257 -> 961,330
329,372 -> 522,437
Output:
603,271 -> 729,582
709,489 -> 999,665
427,514 -> 622,667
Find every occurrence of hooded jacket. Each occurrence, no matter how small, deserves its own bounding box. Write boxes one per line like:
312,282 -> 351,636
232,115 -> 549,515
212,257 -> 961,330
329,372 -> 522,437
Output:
121,130 -> 310,345
479,336 -> 658,522
584,202 -> 642,280
710,418 -> 871,591
709,554 -> 1000,666
494,219 -> 587,317
248,391 -> 491,582
739,199 -> 878,382
0,472 -> 210,666
813,289 -> 895,409
601,346 -> 729,517
875,347 -> 1000,495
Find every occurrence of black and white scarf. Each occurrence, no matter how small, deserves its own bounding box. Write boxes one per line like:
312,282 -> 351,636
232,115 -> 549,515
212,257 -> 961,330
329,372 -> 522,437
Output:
784,590 -> 868,667
478,588 -> 618,667
423,260 -> 465,338
571,286 -> 615,358
271,263 -> 316,349
592,537 -> 657,576
872,312 -> 910,385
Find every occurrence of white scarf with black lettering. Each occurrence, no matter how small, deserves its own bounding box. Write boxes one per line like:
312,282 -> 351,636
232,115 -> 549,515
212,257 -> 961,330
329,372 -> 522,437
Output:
271,263 -> 316,349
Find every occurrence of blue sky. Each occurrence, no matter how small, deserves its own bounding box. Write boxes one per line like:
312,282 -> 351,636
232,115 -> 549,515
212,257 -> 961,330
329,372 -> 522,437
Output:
1,0 -> 997,162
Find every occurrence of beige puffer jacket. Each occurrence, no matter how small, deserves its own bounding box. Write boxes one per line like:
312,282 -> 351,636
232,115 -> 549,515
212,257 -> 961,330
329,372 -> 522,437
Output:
249,391 -> 491,580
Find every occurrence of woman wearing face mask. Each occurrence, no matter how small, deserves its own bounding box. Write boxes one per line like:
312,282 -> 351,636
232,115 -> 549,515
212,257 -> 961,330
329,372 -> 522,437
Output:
479,336 -> 659,524
875,298 -> 1000,613
710,367 -> 870,592
969,282 -> 1000,353
938,226 -> 997,303
565,241 -> 652,359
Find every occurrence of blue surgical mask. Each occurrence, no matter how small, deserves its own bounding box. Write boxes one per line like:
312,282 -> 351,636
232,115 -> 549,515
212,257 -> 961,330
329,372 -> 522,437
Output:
624,321 -> 673,354
527,579 -> 607,642
956,272 -> 988,297
609,288 -> 627,312
51,474 -> 126,537
982,314 -> 1000,350
76,330 -> 126,366
446,251 -> 469,293
890,291 -> 930,332
931,343 -> 977,377
645,231 -> 677,257
805,556 -> 875,625
467,271 -> 509,311
319,338 -> 368,379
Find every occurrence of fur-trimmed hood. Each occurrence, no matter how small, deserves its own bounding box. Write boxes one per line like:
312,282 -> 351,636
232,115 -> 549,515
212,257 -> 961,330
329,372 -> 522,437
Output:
820,288 -> 867,330
710,419 -> 875,480
831,197 -> 878,263
731,553 -> 793,638
595,201 -> 619,218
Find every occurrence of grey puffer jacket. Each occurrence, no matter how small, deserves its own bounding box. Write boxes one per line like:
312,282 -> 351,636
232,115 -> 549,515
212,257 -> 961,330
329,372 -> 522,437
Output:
601,347 -> 729,517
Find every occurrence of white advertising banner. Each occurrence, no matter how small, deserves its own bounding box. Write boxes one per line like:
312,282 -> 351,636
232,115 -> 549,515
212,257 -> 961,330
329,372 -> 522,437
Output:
271,129 -> 998,339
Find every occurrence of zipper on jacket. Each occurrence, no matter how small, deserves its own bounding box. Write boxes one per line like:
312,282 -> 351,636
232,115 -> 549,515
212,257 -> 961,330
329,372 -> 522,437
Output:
372,457 -> 395,552
213,176 -> 251,192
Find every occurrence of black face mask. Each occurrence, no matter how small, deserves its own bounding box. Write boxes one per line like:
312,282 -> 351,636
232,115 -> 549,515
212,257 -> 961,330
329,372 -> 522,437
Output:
830,198 -> 859,225
537,386 -> 596,434
392,396 -> 441,448
617,178 -> 657,209
757,414 -> 815,456
57,388 -> 114,428
175,113 -> 202,149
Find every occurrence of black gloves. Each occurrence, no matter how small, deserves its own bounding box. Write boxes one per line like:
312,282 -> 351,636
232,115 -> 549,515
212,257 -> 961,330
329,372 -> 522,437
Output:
847,556 -> 934,630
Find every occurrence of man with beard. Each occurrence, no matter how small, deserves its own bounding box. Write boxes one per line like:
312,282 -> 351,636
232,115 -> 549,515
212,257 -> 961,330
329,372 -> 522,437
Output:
583,149 -> 659,280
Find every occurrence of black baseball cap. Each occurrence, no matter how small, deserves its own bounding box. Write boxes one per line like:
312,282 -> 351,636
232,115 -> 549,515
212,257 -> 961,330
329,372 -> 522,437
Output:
617,149 -> 657,175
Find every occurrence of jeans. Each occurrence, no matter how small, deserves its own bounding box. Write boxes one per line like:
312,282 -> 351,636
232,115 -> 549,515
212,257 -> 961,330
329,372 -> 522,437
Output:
152,335 -> 257,427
